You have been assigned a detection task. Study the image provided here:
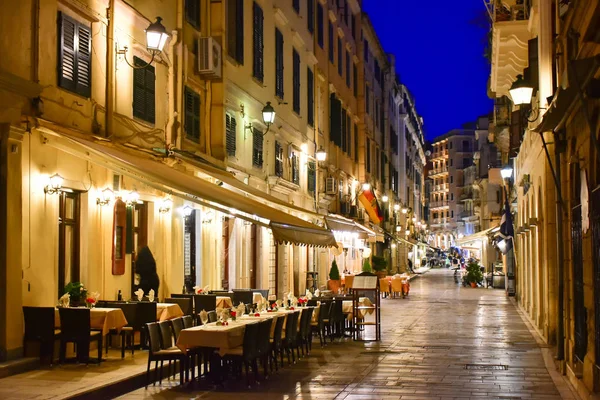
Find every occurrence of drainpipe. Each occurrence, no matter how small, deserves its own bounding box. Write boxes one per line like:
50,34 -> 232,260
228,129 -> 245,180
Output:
554,131 -> 565,361
105,0 -> 115,138
31,0 -> 40,83
165,30 -> 179,149
175,0 -> 184,149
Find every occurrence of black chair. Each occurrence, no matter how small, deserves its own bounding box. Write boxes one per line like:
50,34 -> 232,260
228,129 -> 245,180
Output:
137,302 -> 157,348
270,315 -> 285,371
145,322 -> 187,387
182,315 -> 194,328
256,319 -> 272,379
307,299 -> 318,307
222,322 -> 260,387
232,290 -> 253,305
329,300 -> 344,340
194,295 -> 217,313
106,302 -> 136,358
58,308 -> 102,364
164,297 -> 193,317
207,310 -> 217,323
311,302 -> 331,347
171,318 -> 185,341
23,307 -> 60,365
297,307 -> 314,356
281,311 -> 300,365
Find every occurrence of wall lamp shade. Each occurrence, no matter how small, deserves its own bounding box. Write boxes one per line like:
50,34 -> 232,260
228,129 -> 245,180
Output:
145,17 -> 169,52
262,102 -> 276,127
97,188 -> 114,206
123,190 -> 140,205
509,74 -> 533,106
362,182 -> 371,191
315,146 -> 327,162
395,225 -> 401,232
405,229 -> 410,236
183,205 -> 193,217
45,173 -> 64,194
401,207 -> 408,214
412,216 -> 417,223
382,195 -> 389,203
393,204 -> 400,211
159,198 -> 173,213
501,167 -> 514,180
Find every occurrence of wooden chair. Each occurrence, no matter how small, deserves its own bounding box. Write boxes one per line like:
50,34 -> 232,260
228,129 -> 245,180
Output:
281,311 -> 300,365
379,279 -> 391,298
106,302 -> 136,358
137,301 -> 157,348
58,308 -> 102,364
145,322 -> 187,387
256,319 -> 272,379
269,316 -> 285,371
310,302 -> 330,346
164,297 -> 193,316
182,315 -> 194,328
23,306 -> 61,365
194,295 -> 217,313
391,278 -> 404,298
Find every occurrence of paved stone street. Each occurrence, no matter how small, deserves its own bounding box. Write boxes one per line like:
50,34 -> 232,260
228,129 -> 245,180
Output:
120,269 -> 574,400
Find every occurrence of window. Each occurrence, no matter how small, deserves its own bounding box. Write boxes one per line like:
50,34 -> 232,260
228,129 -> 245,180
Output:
252,2 -> 264,82
451,193 -> 454,201
328,21 -> 334,63
185,0 -> 200,29
293,49 -> 301,114
275,28 -> 284,99
337,37 -> 343,76
184,87 -> 201,142
341,108 -> 347,152
450,159 -> 453,166
252,128 -> 263,168
307,67 -> 314,126
346,113 -> 351,156
449,141 -> 453,149
363,40 -> 369,63
275,141 -> 284,177
374,60 -> 380,84
133,57 -> 155,123
345,50 -> 351,87
366,139 -> 371,173
353,63 -> 357,96
293,0 -> 300,13
308,161 -> 316,193
463,158 -> 470,168
450,176 -> 454,184
227,0 -> 244,64
451,210 -> 454,218
307,0 -> 314,34
291,152 -> 300,184
351,14 -> 356,39
462,140 -> 469,151
365,86 -> 370,114
317,3 -> 324,48
391,128 -> 398,155
375,101 -> 379,128
58,191 -> 80,296
225,113 -> 237,156
329,93 -> 342,147
58,13 -> 91,97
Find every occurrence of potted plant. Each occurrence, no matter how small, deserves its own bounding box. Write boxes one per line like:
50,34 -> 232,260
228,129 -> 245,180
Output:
328,259 -> 341,293
371,255 -> 388,279
465,261 -> 483,288
62,282 -> 87,306
362,259 -> 372,273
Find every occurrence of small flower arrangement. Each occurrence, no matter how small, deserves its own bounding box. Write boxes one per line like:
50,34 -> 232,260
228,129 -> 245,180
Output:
62,282 -> 87,303
254,312 -> 260,317
216,320 -> 229,326
85,297 -> 97,308
230,311 -> 237,321
298,298 -> 308,306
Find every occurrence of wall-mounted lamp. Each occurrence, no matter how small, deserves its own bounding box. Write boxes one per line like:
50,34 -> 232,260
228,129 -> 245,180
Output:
391,243 -> 397,249
159,197 -> 173,213
405,229 -> 411,236
509,74 -> 544,122
123,191 -> 141,206
500,166 -> 514,180
412,216 -> 417,223
182,205 -> 194,217
44,173 -> 64,195
262,102 -> 276,133
382,195 -> 389,203
395,225 -> 401,232
116,17 -> 169,69
315,146 -> 327,162
393,204 -> 400,212
401,207 -> 408,214
96,188 -> 114,206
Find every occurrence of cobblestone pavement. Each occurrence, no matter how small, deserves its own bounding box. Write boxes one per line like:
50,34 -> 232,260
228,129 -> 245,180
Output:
120,269 -> 570,400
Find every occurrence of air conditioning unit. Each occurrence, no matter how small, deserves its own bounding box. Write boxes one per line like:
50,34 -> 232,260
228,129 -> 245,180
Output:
325,177 -> 337,195
197,37 -> 222,79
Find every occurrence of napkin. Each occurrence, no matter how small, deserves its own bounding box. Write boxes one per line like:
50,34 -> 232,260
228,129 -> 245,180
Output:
59,293 -> 70,308
90,291 -> 100,302
148,289 -> 155,302
260,296 -> 268,312
134,288 -> 144,301
216,307 -> 224,320
193,285 -> 202,294
314,289 -> 320,297
236,303 -> 245,317
305,289 -> 313,300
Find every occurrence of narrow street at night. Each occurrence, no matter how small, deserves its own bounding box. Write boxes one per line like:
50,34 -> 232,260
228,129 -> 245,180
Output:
117,270 -> 573,400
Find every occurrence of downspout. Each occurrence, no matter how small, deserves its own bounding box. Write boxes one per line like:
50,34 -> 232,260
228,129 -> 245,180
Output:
554,130 -> 565,361
105,0 -> 115,138
175,0 -> 184,149
31,0 -> 40,83
204,0 -> 212,157
166,30 -> 179,149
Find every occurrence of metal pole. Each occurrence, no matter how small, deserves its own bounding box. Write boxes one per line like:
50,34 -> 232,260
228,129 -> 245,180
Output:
554,132 -> 565,361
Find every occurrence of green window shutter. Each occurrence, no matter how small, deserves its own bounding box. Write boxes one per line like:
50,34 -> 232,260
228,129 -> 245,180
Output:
307,0 -> 314,34
76,24 -> 91,97
253,2 -> 264,81
307,67 -> 314,126
308,161 -> 316,193
235,0 -> 244,64
275,28 -> 284,98
293,49 -> 300,114
329,94 -> 342,147
185,88 -> 200,141
252,128 -> 263,168
132,57 -> 155,123
58,13 -> 91,97
226,113 -> 236,156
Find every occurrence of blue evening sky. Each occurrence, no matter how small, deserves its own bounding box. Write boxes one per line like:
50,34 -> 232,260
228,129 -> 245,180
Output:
362,1 -> 494,141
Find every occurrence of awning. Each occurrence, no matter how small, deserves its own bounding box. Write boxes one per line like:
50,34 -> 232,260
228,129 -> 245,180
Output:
174,150 -> 325,224
42,129 -> 337,248
456,226 -> 499,246
325,214 -> 376,239
534,55 -> 600,133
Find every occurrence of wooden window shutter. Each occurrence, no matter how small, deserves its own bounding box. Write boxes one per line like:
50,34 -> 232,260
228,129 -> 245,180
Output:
185,87 -> 200,141
133,57 -> 155,123
307,67 -> 314,126
235,0 -> 244,64
252,128 -> 263,168
341,108 -> 347,152
58,13 -> 91,97
354,123 -> 358,162
307,0 -> 314,34
253,2 -> 264,81
337,37 -> 343,76
275,141 -> 283,177
226,113 -> 237,156
329,94 -> 342,147
275,28 -> 284,98
293,49 -> 300,114
317,3 -> 324,48
112,199 -> 127,275
185,0 -> 200,29
227,0 -> 237,59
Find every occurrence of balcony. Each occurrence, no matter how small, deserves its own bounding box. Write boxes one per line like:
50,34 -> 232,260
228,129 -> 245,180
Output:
488,0 -> 533,98
431,183 -> 449,192
429,201 -> 450,209
429,166 -> 449,176
431,149 -> 448,159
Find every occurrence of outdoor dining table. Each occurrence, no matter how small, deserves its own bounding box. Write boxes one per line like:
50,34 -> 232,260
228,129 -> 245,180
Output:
54,307 -> 128,335
156,302 -> 184,321
342,297 -> 374,321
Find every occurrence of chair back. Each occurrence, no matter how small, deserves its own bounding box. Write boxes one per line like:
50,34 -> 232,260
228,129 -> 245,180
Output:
391,278 -> 403,292
307,299 -> 318,306
182,315 -> 194,328
298,309 -> 309,339
330,300 -> 343,324
136,301 -> 158,325
379,279 -> 390,293
272,315 -> 285,344
158,321 -> 174,349
232,290 -> 253,305
257,319 -> 271,356
301,307 -> 314,338
288,311 -> 300,341
318,302 -> 330,323
194,295 -> 217,312
207,310 -> 217,323
23,307 -> 56,342
146,322 -> 162,354
113,303 -> 137,329
58,308 -> 91,341
164,297 -> 193,316
241,322 -> 260,360
171,317 -> 184,341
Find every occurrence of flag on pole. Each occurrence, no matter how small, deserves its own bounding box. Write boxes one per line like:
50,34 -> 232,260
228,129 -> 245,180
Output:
358,188 -> 383,224
498,188 -> 514,255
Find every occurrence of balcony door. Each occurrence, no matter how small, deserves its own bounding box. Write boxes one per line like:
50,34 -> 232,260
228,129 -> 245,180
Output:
58,191 -> 80,295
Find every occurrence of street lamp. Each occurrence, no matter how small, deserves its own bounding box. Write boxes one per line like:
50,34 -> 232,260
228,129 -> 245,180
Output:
96,188 -> 114,206
508,74 -> 533,106
117,17 -> 170,68
393,204 -> 400,212
500,166 -> 513,180
401,207 -> 408,214
396,225 -> 401,232
381,195 -> 388,202
262,102 -> 276,129
362,182 -> 371,191
315,146 -> 327,162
